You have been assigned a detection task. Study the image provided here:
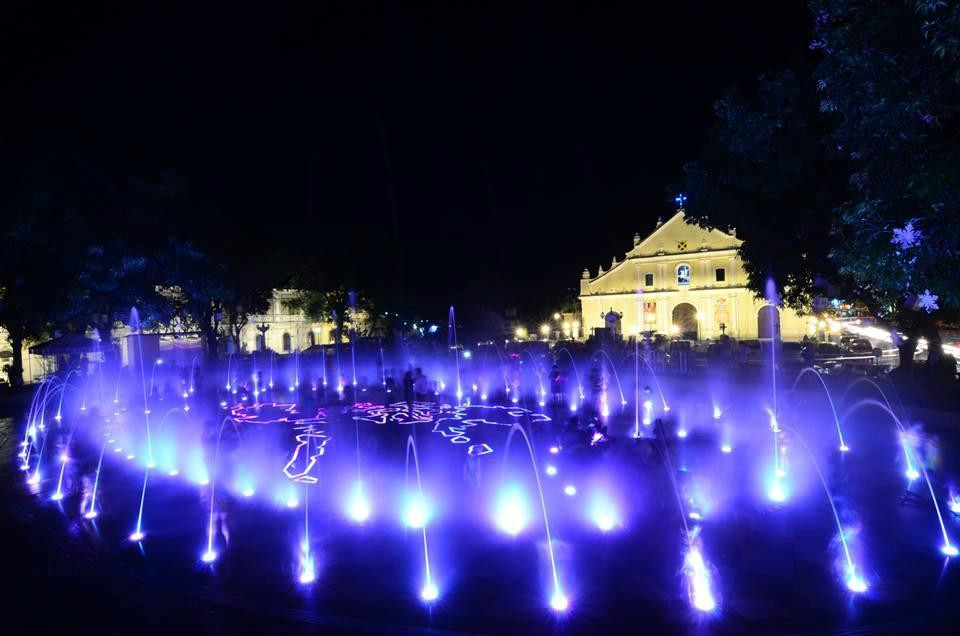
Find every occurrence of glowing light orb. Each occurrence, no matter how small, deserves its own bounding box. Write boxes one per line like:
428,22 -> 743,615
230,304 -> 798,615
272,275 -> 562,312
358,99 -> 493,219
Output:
129,531 -> 144,542
199,477 -> 210,486
168,469 -> 179,476
126,454 -> 135,460
495,488 -> 529,536
59,453 -> 68,462
242,488 -> 255,497
298,565 -> 316,585
942,544 -> 959,557
539,400 -> 546,407
839,444 -> 850,453
51,491 -> 64,501
146,461 -> 156,469
545,465 -> 557,477
768,479 -> 787,503
564,485 -> 577,496
906,468 -> 920,481
201,549 -> 217,563
27,473 -> 40,485
570,403 -> 577,412
663,405 -> 671,412
420,582 -> 439,602
845,567 -> 868,593
950,498 -> 960,515
83,510 -> 98,520
481,394 -> 488,401
54,414 -> 62,421
403,493 -> 430,529
592,504 -> 617,532
677,429 -> 688,439
549,446 -> 559,454
347,484 -> 371,523
286,497 -> 299,509
720,444 -> 732,454
550,590 -> 569,612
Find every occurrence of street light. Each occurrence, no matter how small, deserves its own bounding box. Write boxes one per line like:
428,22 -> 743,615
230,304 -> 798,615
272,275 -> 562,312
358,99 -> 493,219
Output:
540,324 -> 551,338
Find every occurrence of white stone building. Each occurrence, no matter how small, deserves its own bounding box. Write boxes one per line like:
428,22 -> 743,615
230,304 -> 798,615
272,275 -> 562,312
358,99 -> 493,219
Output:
579,210 -> 807,341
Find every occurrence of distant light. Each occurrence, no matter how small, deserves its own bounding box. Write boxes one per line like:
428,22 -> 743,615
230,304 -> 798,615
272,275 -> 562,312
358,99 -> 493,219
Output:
720,444 -> 732,454
942,544 -> 959,557
545,465 -> 557,477
549,446 -> 559,454
83,510 -> 98,520
201,550 -> 217,563
677,429 -> 688,439
462,350 -> 472,359
428,325 -> 439,334
564,485 -> 577,496
51,491 -> 64,501
129,531 -> 145,542
839,444 -> 850,452
169,469 -> 179,476
242,488 -> 255,497
906,468 -> 920,481
286,497 -> 299,508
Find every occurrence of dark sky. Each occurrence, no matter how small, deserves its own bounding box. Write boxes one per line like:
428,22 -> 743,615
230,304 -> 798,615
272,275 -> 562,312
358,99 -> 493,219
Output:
4,1 -> 810,317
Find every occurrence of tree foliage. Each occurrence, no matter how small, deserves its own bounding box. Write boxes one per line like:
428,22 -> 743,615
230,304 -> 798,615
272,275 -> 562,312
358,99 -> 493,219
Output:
679,70 -> 844,311
811,0 -> 960,316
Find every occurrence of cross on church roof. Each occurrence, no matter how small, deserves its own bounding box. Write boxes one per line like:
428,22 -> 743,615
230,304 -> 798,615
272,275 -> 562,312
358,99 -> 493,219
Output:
675,193 -> 687,209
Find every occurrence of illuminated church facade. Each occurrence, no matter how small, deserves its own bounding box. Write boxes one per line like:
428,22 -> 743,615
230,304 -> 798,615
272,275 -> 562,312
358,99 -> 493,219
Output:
578,209 -> 807,341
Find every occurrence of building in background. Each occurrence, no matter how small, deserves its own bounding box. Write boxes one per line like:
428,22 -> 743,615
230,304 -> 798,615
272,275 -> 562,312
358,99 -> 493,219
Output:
578,209 -> 806,341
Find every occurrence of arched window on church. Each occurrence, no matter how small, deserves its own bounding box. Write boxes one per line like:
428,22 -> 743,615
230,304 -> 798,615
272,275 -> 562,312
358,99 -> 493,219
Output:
307,331 -> 316,347
676,264 -> 691,286
282,332 -> 292,352
256,334 -> 265,351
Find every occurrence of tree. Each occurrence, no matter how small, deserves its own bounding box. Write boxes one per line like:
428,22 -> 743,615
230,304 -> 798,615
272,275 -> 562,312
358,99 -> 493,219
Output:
678,69 -> 845,312
810,0 -> 960,367
285,287 -> 374,344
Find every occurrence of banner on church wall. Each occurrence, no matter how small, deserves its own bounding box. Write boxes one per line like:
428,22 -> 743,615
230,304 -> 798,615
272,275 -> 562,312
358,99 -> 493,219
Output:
714,298 -> 729,325
643,302 -> 657,325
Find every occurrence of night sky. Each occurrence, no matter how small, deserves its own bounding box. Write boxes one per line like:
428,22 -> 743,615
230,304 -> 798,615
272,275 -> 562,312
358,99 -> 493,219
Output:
5,1 -> 809,317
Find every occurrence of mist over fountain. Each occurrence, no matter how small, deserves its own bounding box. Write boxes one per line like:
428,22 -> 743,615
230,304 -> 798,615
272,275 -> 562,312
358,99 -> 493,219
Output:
12,303 -> 960,632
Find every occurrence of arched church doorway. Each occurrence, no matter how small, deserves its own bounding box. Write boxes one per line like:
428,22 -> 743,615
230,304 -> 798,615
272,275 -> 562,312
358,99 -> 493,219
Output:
672,303 -> 699,340
758,305 -> 781,339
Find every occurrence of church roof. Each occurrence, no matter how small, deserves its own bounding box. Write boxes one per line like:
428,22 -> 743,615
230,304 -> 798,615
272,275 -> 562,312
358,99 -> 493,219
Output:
627,210 -> 740,258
